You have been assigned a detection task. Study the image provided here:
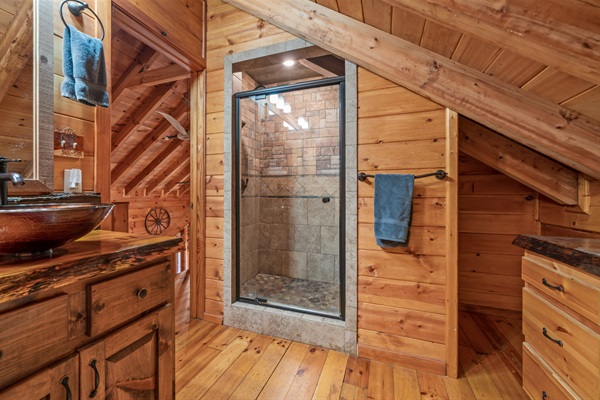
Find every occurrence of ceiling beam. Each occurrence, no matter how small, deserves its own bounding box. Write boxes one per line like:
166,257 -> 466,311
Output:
127,64 -> 191,87
112,5 -> 205,72
297,59 -> 337,78
378,0 -> 599,84
458,117 -> 579,205
224,0 -> 600,180
0,0 -> 33,104
112,46 -> 160,104
163,169 -> 190,197
111,83 -> 175,154
145,146 -> 190,195
111,102 -> 187,184
124,139 -> 182,195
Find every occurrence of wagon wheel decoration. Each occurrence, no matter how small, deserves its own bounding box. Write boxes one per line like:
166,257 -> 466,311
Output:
145,207 -> 171,235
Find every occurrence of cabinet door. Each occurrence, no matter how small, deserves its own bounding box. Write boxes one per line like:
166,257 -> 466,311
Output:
79,305 -> 174,399
0,354 -> 79,400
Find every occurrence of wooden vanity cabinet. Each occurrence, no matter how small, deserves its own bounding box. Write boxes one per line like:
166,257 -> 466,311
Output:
78,305 -> 174,399
521,251 -> 600,400
0,355 -> 79,399
0,232 -> 180,399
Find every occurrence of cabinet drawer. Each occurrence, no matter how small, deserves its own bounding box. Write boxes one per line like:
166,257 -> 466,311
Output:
88,261 -> 172,337
0,296 -> 69,389
523,287 -> 599,399
523,253 -> 599,324
523,343 -> 577,400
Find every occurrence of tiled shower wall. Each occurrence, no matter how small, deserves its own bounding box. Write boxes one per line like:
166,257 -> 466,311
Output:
238,76 -> 341,285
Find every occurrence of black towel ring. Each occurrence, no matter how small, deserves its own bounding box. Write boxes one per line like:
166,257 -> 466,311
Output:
59,0 -> 105,41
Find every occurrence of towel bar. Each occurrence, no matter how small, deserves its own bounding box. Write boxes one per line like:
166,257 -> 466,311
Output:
357,170 -> 447,182
59,0 -> 105,41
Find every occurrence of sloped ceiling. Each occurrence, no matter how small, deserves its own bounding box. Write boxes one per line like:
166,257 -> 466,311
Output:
110,27 -> 191,198
225,0 -> 600,181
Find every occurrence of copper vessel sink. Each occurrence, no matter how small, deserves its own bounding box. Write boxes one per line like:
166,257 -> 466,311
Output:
0,203 -> 114,255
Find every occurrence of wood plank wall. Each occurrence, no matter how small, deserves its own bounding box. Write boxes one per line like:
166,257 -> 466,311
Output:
457,154 -> 537,315
111,192 -> 190,237
539,179 -> 600,238
206,0 -> 457,374
204,0 -> 295,324
52,0 -> 99,191
356,69 -> 451,375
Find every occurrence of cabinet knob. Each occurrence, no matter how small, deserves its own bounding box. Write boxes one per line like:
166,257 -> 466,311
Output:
136,288 -> 148,299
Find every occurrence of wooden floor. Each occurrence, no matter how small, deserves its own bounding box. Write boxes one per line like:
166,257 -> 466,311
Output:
174,273 -> 528,399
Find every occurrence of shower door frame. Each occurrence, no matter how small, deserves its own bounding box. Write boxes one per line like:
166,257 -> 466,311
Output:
234,76 -> 346,320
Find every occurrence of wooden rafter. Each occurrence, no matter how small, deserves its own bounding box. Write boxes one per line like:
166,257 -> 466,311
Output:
112,46 -> 160,104
378,0 -> 599,84
112,5 -> 204,71
127,64 -> 191,87
124,139 -> 183,195
224,0 -> 600,180
0,0 -> 33,104
297,59 -> 337,78
145,146 -> 190,194
111,102 -> 187,184
163,168 -> 190,197
458,117 -> 579,205
111,83 -> 175,154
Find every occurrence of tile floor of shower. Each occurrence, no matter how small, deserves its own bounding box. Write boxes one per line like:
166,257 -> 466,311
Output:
240,273 -> 340,317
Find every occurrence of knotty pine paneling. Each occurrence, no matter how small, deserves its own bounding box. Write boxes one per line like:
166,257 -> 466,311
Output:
356,65 -> 452,373
52,0 -> 100,192
204,0 -> 292,322
110,194 -> 190,237
458,154 -> 536,314
539,177 -> 600,236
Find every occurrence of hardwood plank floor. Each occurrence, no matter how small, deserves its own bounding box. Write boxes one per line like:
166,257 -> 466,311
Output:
174,273 -> 527,399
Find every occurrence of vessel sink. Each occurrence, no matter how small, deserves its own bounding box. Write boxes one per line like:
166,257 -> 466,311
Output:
0,203 -> 114,255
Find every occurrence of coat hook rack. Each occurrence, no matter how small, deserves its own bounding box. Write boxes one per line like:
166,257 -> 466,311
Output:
357,170 -> 447,182
59,0 -> 105,41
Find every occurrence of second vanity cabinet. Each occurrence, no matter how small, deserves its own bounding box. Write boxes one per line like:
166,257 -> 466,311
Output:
0,231 -> 181,399
519,247 -> 600,400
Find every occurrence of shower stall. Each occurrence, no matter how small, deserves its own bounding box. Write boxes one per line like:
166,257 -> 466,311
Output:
235,77 -> 345,319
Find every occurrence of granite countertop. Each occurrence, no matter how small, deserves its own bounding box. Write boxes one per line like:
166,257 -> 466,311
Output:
513,235 -> 600,277
0,230 -> 182,309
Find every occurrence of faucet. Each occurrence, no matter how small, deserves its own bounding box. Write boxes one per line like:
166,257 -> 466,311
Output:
0,157 -> 24,206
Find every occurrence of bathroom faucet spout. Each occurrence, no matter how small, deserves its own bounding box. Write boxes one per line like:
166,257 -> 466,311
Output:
0,172 -> 25,186
0,157 -> 24,206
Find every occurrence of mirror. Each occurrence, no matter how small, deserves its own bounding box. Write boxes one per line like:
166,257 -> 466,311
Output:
0,0 -> 54,194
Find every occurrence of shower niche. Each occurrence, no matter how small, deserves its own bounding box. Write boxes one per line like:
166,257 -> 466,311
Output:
235,76 -> 345,319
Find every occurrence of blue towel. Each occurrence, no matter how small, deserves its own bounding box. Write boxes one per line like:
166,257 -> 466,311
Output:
61,25 -> 109,107
374,174 -> 414,247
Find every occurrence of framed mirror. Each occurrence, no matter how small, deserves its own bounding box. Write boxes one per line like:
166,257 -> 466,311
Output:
0,0 -> 54,194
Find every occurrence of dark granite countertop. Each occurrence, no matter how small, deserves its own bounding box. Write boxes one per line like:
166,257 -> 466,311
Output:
513,235 -> 600,277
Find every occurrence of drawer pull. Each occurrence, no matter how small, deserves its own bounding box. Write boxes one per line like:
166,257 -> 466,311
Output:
60,375 -> 72,400
542,391 -> 548,400
89,359 -> 100,398
542,278 -> 564,292
542,327 -> 563,347
136,288 -> 148,299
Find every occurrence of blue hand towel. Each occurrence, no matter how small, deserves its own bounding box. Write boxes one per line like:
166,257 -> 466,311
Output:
61,25 -> 109,107
374,174 -> 414,247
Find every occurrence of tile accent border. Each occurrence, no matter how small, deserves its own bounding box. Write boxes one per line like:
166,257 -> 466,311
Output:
223,39 -> 358,353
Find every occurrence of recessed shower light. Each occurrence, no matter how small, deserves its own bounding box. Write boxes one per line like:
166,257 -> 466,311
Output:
283,60 -> 295,67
